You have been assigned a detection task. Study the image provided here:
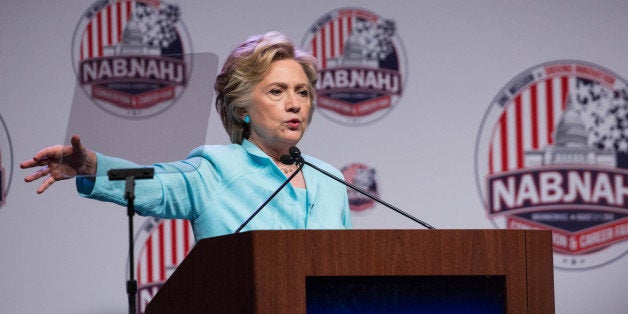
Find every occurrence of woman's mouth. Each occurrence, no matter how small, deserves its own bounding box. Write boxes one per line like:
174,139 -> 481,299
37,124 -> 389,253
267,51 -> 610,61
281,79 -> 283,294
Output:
286,118 -> 301,130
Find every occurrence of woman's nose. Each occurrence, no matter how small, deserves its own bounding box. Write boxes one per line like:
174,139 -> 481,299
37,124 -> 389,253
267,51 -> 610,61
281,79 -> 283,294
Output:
286,92 -> 301,112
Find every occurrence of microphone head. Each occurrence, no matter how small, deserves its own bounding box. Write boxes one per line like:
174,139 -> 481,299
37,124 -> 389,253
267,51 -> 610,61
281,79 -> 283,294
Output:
279,154 -> 295,165
288,146 -> 304,163
289,146 -> 301,159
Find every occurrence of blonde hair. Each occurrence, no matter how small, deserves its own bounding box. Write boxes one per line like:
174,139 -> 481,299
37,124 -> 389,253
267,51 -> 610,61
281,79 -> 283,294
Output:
214,31 -> 318,144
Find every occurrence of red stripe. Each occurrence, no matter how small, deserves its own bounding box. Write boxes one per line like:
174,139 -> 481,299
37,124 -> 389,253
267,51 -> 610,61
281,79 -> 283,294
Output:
117,2 -> 123,42
146,235 -> 154,282
96,12 -> 103,56
311,37 -> 317,59
338,17 -> 344,55
127,1 -> 132,20
158,223 -> 165,280
515,95 -> 523,169
489,142 -> 494,174
561,76 -> 569,109
320,29 -> 327,68
530,84 -> 539,149
500,113 -> 508,171
137,260 -> 142,285
80,37 -> 84,60
106,5 -> 113,45
329,21 -> 335,58
545,79 -> 554,144
87,22 -> 93,58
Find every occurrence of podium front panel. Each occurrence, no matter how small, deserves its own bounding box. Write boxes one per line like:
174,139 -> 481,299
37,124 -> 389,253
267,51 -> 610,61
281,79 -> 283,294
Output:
146,229 -> 554,314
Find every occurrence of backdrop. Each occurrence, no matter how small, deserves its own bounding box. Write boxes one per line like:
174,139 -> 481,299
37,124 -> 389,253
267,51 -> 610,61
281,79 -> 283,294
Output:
1,0 -> 627,313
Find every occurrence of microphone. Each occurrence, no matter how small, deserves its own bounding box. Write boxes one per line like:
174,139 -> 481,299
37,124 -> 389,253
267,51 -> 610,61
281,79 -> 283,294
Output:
234,159 -> 304,233
281,147 -> 435,230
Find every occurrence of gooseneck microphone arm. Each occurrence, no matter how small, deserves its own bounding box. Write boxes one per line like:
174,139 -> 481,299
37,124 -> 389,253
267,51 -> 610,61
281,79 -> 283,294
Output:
234,162 -> 305,233
282,147 -> 435,230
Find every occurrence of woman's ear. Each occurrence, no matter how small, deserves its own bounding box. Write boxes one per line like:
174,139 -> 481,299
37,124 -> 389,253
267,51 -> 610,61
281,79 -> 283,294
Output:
235,106 -> 247,118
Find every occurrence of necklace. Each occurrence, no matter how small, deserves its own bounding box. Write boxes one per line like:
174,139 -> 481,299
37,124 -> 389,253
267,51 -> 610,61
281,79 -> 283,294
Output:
277,165 -> 297,175
248,138 -> 298,174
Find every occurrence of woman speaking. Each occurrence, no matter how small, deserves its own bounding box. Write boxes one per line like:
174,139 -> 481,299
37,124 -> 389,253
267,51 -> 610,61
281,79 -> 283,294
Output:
20,31 -> 352,241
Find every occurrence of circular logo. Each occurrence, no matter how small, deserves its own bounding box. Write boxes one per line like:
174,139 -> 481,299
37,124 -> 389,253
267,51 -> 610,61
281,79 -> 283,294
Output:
475,60 -> 628,269
301,7 -> 408,126
71,0 -> 192,119
131,217 -> 195,313
341,162 -> 379,212
0,114 -> 13,210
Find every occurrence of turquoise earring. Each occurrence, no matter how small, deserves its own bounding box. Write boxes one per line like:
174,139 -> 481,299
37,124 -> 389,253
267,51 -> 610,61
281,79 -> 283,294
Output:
244,115 -> 250,124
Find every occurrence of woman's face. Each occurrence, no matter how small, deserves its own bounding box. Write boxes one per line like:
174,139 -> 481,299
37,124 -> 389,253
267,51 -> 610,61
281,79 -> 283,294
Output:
247,59 -> 312,152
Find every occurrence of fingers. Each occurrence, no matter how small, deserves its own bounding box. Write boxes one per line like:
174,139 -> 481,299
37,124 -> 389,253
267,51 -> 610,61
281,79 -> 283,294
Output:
22,135 -> 85,194
21,136 -> 80,170
37,176 -> 56,194
24,166 -> 48,182
22,167 -> 55,194
19,158 -> 39,169
20,153 -> 45,169
70,134 -> 82,153
20,146 -> 63,169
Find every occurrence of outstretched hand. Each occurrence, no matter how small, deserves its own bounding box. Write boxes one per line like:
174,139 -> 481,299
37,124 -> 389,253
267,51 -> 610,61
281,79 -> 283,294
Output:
20,134 -> 97,194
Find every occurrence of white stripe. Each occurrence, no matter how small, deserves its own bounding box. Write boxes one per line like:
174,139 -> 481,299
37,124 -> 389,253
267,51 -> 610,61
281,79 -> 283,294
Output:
552,77 -> 564,132
491,123 -> 503,173
318,33 -> 324,65
521,89 -> 533,152
324,23 -> 332,61
340,15 -> 350,53
138,240 -> 148,285
90,19 -> 98,58
187,221 -> 195,255
150,232 -> 160,281
163,220 -> 173,268
175,219 -> 185,264
81,29 -> 88,60
537,80 -> 549,148
99,10 -> 107,50
506,103 -> 518,170
111,4 -> 119,45
333,17 -> 342,58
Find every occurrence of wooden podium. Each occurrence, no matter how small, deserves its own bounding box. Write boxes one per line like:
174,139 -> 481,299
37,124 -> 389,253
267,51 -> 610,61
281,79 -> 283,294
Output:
145,229 -> 554,313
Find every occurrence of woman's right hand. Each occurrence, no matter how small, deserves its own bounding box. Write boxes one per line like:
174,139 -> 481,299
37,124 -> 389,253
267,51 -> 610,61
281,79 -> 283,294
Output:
20,134 -> 97,194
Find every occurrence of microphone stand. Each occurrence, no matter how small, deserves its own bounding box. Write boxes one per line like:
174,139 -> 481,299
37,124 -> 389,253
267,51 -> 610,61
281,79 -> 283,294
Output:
107,167 -> 155,314
235,163 -> 304,233
287,148 -> 435,230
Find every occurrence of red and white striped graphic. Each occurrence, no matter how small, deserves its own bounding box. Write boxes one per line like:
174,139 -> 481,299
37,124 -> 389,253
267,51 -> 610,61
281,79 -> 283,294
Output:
72,0 -> 190,118
476,60 -> 628,268
308,9 -> 379,69
303,8 -> 406,125
488,76 -> 570,174
79,1 -> 134,60
136,219 -> 194,287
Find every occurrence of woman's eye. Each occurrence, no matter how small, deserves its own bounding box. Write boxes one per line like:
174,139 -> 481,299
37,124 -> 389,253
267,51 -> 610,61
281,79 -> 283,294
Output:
269,89 -> 282,96
298,90 -> 309,97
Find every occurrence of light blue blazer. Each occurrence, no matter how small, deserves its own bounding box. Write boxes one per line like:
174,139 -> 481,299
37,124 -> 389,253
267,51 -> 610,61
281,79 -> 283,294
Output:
77,139 -> 352,241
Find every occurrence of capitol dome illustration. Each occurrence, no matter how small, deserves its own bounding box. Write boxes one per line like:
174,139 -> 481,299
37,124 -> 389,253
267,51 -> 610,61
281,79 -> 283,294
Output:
103,19 -> 160,57
524,96 -> 616,167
